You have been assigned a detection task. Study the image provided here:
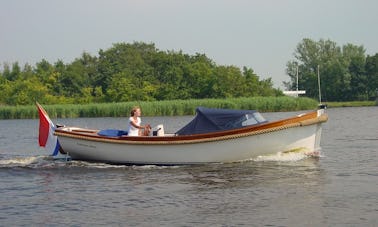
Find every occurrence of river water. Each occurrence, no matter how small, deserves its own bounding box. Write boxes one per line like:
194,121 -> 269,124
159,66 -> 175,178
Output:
0,107 -> 377,226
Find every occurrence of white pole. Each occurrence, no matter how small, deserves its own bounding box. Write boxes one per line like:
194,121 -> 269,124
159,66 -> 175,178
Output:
317,65 -> 322,104
296,66 -> 299,92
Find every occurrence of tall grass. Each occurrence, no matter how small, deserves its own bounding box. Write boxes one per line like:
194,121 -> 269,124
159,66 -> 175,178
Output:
326,101 -> 376,108
0,97 -> 318,120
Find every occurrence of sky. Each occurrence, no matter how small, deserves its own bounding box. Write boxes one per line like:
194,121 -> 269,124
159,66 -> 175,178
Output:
1,0 -> 378,88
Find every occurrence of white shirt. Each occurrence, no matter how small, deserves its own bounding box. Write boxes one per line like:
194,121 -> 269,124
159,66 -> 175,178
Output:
127,117 -> 141,136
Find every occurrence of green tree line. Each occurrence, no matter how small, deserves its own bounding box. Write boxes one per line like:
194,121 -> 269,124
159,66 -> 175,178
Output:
0,42 -> 280,105
285,38 -> 378,101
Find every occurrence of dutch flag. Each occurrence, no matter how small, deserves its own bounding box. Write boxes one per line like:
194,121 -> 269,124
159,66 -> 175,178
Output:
36,102 -> 60,156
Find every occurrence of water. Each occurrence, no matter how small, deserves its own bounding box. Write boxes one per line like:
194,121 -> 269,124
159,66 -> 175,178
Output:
0,107 -> 377,226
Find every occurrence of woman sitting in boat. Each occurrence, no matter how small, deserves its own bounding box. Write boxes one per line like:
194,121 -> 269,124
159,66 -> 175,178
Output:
127,106 -> 151,136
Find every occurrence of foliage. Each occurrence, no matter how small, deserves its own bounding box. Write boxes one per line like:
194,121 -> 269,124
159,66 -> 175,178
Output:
0,42 -> 281,106
285,38 -> 378,101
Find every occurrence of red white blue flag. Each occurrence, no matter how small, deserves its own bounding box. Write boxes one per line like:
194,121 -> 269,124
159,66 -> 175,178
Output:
36,102 -> 60,156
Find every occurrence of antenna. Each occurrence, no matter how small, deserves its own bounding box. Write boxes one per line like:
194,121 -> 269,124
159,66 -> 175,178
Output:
317,65 -> 321,104
317,65 -> 327,110
296,65 -> 299,93
283,64 -> 306,97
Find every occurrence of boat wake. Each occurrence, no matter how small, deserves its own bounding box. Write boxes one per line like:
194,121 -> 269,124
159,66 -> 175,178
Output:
0,150 -> 320,169
0,155 -> 178,170
252,150 -> 321,162
0,155 -> 57,168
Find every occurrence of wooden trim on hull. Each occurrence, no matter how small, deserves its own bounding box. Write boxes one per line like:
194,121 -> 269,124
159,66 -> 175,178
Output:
54,111 -> 328,145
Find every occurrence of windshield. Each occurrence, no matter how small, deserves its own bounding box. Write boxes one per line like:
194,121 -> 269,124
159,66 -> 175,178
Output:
226,113 -> 267,129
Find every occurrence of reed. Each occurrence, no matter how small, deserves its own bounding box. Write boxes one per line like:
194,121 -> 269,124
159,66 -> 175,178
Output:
0,97 -> 318,119
326,101 -> 376,108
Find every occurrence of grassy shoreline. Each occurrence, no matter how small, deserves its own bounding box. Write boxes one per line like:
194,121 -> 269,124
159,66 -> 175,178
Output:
0,97 -> 321,120
325,101 -> 376,108
1,98 -> 376,120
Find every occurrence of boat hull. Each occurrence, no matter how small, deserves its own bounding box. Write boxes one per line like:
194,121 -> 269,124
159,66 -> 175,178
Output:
56,112 -> 326,164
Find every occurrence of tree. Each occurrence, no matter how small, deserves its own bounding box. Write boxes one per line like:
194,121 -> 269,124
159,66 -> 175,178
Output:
1,62 -> 21,81
96,42 -> 157,91
365,54 -> 378,99
183,61 -> 214,99
285,38 -> 367,101
106,71 -> 137,102
242,67 -> 260,96
1,41 -> 281,105
152,51 -> 190,100
345,44 -> 367,100
1,77 -> 50,105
